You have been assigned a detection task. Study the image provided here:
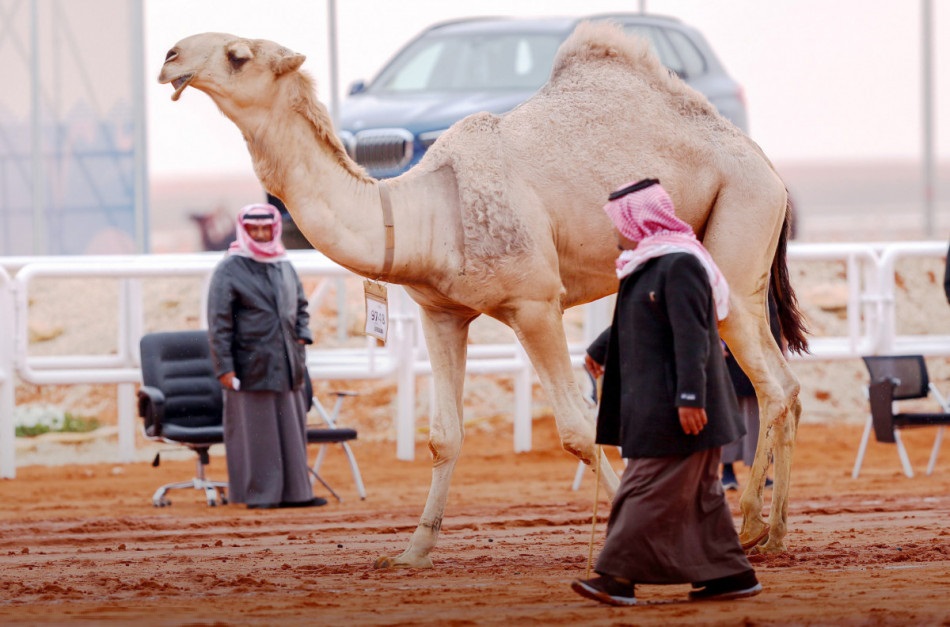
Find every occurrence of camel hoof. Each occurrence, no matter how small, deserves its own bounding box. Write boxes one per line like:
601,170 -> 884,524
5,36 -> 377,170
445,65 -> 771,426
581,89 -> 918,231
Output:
740,524 -> 770,552
373,555 -> 397,569
373,554 -> 434,569
756,538 -> 787,554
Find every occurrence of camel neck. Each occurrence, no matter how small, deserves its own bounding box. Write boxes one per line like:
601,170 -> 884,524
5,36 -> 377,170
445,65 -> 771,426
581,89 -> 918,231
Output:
233,104 -> 388,279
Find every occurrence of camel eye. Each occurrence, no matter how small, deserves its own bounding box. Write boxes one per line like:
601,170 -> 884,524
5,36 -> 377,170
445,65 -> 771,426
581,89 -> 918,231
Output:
227,50 -> 249,70
164,49 -> 177,62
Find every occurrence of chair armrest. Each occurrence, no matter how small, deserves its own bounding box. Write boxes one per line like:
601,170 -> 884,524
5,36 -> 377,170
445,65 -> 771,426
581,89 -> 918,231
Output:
137,386 -> 166,437
306,426 -> 358,443
929,382 -> 950,413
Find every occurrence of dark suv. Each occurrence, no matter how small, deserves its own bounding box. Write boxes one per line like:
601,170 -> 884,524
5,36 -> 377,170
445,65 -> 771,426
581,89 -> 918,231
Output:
339,13 -> 748,179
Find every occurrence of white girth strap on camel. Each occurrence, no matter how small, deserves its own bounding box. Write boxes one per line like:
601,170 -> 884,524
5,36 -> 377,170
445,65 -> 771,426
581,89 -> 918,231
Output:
363,181 -> 394,343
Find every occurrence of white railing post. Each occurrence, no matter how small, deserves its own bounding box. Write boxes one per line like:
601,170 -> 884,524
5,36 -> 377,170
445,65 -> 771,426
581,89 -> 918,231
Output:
512,342 -> 533,452
863,250 -> 880,350
393,287 -> 417,461
877,248 -> 898,354
584,295 -> 613,344
0,267 -> 16,478
117,278 -> 143,461
846,253 -> 862,355
335,277 -> 348,342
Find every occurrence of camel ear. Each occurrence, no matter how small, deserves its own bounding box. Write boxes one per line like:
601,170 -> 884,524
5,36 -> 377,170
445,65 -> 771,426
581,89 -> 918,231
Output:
226,41 -> 254,70
271,48 -> 306,75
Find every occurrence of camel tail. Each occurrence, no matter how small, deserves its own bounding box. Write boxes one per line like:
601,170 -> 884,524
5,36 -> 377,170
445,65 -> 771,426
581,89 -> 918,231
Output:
771,194 -> 809,354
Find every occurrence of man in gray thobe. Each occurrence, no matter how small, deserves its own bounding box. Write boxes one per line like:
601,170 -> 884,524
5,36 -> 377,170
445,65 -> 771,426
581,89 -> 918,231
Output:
208,203 -> 324,509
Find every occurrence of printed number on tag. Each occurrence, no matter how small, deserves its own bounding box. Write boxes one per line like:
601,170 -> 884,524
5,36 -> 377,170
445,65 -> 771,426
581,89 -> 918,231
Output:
363,280 -> 389,343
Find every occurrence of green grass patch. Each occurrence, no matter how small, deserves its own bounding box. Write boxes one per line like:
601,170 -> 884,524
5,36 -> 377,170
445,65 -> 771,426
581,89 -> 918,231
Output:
15,411 -> 101,438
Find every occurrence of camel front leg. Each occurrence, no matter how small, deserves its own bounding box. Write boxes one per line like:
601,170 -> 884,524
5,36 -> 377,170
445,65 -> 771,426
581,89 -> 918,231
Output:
374,307 -> 473,569
506,301 -> 620,498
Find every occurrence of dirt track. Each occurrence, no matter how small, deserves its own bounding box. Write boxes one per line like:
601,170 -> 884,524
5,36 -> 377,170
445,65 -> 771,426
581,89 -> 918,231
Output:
2,418 -> 950,625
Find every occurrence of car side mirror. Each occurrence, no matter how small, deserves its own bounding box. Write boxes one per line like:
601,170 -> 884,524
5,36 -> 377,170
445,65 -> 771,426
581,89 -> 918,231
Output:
348,80 -> 366,96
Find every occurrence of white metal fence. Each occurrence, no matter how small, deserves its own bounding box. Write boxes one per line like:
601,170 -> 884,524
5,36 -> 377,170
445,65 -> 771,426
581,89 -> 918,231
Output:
2,241 -> 949,478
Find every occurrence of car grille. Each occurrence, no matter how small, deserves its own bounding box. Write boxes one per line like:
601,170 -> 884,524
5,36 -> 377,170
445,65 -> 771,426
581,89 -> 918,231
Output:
346,128 -> 414,172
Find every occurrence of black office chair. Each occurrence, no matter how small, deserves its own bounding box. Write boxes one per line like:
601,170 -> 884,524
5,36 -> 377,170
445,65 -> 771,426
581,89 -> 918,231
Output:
852,355 -> 950,478
138,330 -> 228,507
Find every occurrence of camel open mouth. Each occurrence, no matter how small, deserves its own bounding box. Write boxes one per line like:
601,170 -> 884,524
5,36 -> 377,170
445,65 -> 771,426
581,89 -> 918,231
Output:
169,74 -> 193,101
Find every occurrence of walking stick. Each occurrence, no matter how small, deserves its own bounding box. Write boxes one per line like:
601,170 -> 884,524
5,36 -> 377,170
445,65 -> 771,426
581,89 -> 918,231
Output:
585,444 -> 602,579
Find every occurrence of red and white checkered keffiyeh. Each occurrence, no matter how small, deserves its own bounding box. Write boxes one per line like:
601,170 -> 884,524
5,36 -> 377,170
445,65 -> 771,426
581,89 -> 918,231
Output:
228,203 -> 287,263
603,179 -> 729,320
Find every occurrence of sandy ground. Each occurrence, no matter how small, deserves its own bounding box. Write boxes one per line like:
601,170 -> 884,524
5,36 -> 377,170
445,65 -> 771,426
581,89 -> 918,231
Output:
2,418 -> 950,625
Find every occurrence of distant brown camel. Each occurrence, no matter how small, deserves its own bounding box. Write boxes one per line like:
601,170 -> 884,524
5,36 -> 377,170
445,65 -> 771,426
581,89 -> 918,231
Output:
189,207 -> 236,251
159,22 -> 807,567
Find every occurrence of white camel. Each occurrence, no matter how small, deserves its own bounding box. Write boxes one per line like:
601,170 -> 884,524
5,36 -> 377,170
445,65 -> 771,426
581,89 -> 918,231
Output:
159,22 -> 807,567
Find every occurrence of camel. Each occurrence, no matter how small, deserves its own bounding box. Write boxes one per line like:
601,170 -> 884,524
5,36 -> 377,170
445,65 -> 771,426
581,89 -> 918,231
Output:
158,22 -> 808,567
190,206 -> 236,251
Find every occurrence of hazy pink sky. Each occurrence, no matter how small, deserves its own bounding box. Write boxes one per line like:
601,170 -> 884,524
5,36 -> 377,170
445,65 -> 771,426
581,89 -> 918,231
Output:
145,0 -> 949,179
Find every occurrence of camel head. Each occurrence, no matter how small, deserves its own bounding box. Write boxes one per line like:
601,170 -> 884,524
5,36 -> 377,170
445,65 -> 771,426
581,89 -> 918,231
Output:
158,32 -> 306,107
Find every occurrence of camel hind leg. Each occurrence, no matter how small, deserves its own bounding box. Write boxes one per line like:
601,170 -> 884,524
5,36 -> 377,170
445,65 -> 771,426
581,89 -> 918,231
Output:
503,300 -> 620,498
374,305 -> 475,569
703,174 -> 801,552
718,299 -> 801,553
754,390 -> 801,553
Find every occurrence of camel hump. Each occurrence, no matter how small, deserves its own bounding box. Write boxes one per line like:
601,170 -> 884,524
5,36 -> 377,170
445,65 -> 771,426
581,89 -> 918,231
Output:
432,112 -> 532,272
550,20 -> 660,82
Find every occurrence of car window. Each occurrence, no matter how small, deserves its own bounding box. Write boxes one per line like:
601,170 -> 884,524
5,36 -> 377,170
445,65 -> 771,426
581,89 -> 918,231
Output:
665,29 -> 707,78
622,24 -> 684,76
381,41 -> 445,91
372,33 -> 563,93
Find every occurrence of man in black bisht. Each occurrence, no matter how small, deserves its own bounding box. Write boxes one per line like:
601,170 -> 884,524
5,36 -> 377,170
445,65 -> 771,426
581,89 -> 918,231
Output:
571,179 -> 761,606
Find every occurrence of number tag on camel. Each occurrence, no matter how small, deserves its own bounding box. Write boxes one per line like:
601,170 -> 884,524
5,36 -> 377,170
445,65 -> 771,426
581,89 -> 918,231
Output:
363,280 -> 389,343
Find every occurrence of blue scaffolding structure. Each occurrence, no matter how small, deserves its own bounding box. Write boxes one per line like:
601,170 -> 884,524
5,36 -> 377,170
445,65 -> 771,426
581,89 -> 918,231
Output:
0,0 -> 147,255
